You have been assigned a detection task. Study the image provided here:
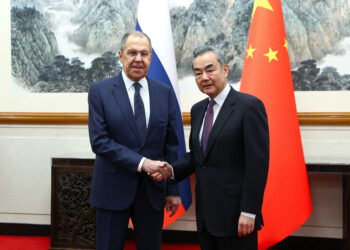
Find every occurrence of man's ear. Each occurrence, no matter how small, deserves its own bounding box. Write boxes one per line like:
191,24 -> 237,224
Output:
118,50 -> 123,63
224,64 -> 229,78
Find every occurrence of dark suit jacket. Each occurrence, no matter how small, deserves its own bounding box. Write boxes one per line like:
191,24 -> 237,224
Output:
88,74 -> 179,212
174,87 -> 269,237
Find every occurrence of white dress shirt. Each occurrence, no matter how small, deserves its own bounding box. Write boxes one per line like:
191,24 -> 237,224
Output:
122,71 -> 150,172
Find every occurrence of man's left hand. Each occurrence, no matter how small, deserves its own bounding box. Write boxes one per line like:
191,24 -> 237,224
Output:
165,196 -> 181,217
238,214 -> 255,237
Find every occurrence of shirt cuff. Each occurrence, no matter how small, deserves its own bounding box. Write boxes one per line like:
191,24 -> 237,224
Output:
241,212 -> 256,219
137,157 -> 145,172
169,164 -> 175,180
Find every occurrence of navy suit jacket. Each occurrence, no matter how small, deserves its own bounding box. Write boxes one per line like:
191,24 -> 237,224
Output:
173,87 -> 269,237
88,74 -> 179,212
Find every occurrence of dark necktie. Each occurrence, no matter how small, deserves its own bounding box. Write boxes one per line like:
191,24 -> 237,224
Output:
133,82 -> 147,141
201,99 -> 216,154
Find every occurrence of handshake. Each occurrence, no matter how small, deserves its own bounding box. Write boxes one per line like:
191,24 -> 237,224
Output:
141,158 -> 173,181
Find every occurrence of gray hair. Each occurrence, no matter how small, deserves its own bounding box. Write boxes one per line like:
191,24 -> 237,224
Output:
120,31 -> 152,53
192,45 -> 226,68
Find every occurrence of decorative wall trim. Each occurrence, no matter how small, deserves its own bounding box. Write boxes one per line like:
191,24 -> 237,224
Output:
0,112 -> 88,125
0,112 -> 350,125
182,112 -> 191,125
298,112 -> 350,125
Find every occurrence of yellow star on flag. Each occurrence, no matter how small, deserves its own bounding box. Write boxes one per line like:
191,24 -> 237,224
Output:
252,0 -> 274,20
246,44 -> 256,58
284,38 -> 288,50
264,47 -> 278,62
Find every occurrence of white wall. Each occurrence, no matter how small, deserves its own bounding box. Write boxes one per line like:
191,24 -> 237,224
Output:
0,125 -> 92,224
292,126 -> 350,238
0,124 -> 350,239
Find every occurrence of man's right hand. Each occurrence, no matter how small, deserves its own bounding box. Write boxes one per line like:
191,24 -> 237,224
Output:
150,162 -> 173,181
141,158 -> 166,175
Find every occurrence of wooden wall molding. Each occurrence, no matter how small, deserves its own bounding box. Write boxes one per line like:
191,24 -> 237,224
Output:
298,112 -> 350,125
0,112 -> 88,125
0,112 -> 350,125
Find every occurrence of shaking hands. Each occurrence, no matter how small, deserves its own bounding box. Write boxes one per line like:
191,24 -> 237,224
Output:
141,159 -> 173,181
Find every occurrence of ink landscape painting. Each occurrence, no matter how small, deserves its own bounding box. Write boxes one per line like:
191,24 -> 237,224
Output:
11,0 -> 350,94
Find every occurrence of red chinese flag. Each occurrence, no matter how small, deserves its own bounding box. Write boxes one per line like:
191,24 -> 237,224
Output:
240,0 -> 312,249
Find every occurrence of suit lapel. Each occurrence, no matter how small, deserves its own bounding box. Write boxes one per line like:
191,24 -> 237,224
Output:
204,88 -> 236,158
192,99 -> 209,160
145,78 -> 158,145
111,75 -> 141,143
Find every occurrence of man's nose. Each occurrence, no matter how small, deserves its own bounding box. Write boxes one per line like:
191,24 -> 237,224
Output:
202,72 -> 209,80
135,53 -> 142,61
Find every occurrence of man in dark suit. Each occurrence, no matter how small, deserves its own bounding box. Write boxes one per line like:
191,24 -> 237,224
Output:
153,45 -> 269,250
88,31 -> 181,250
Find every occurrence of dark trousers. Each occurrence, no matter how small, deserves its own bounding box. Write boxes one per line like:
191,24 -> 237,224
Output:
198,224 -> 257,250
95,175 -> 164,250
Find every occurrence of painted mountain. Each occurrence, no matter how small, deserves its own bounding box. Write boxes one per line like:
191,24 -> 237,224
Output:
11,0 -> 350,92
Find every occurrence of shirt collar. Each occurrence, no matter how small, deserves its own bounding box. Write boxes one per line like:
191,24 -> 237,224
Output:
122,70 -> 148,91
211,83 -> 230,107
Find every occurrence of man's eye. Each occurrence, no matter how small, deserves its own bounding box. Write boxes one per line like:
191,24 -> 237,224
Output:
128,51 -> 137,56
141,52 -> 149,57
